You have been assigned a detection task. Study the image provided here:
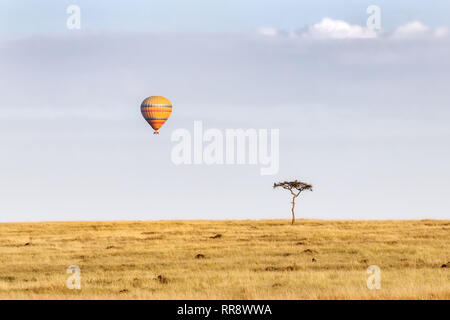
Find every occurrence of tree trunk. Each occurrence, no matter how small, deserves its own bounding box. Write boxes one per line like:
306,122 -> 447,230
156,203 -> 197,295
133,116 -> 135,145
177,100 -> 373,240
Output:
291,195 -> 296,225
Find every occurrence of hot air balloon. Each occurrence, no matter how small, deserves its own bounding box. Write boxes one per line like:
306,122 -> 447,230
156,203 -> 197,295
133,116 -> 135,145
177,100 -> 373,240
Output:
140,96 -> 172,134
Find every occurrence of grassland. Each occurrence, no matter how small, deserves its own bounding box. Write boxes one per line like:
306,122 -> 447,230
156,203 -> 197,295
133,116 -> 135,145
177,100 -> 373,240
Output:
0,219 -> 448,299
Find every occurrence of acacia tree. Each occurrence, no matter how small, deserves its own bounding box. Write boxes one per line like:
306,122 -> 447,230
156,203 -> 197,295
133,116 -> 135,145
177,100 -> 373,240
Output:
273,180 -> 313,225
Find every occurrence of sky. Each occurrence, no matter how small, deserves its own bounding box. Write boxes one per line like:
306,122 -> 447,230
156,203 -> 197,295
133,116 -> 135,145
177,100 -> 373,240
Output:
1,1 -> 449,221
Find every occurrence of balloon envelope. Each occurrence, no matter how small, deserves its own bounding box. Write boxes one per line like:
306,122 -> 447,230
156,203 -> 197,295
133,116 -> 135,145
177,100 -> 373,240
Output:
140,96 -> 172,134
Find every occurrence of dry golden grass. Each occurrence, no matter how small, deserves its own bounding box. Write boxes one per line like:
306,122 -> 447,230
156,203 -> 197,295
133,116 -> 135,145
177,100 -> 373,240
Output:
0,219 -> 448,299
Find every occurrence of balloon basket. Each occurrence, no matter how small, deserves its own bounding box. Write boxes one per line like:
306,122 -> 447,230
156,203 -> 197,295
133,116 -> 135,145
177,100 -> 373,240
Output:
154,131 -> 159,135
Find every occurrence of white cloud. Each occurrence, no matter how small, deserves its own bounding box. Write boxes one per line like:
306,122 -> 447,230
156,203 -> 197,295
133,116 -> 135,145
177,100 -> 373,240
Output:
257,27 -> 278,37
434,27 -> 450,38
391,21 -> 450,39
259,18 -> 377,39
392,21 -> 430,38
302,18 -> 378,39
259,19 -> 450,41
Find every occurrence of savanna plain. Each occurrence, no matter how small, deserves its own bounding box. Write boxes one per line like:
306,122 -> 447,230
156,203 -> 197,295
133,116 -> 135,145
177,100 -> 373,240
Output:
0,219 -> 448,299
